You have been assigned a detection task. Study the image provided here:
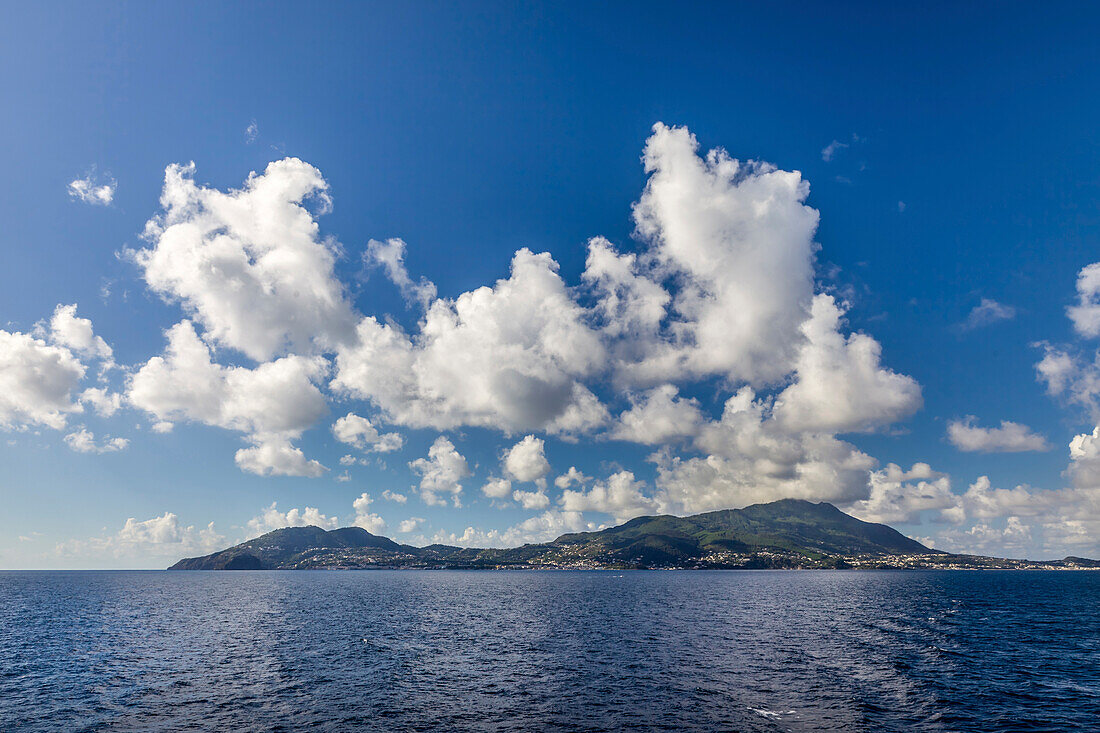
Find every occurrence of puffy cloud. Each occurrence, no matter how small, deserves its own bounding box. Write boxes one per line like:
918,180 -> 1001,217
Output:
398,517 -> 425,533
332,412 -> 378,447
772,295 -> 921,433
374,432 -> 405,453
80,387 -> 122,417
1036,265 -> 1100,418
431,509 -> 591,548
57,512 -> 223,560
845,463 -> 957,526
582,236 -> 669,342
68,172 -> 115,206
64,428 -> 128,454
947,417 -> 1050,453
619,122 -> 819,386
129,321 -> 328,435
333,249 -> 609,435
610,384 -> 704,445
1034,344 -> 1100,420
47,304 -> 113,363
382,489 -> 407,503
513,489 -> 550,510
845,435 -> 1100,558
554,466 -> 590,490
409,436 -> 470,506
654,387 -> 877,515
366,238 -> 437,309
502,435 -> 550,484
960,298 -> 1016,331
332,412 -> 404,453
246,502 -> 338,537
351,492 -> 387,534
481,477 -> 513,500
1068,263 -> 1100,337
0,328 -> 86,430
325,124 -> 917,500
954,475 -> 1049,522
1067,426 -> 1100,487
235,434 -> 326,477
128,321 -> 328,476
49,127 -> 934,554
560,470 -> 658,523
132,159 -> 356,361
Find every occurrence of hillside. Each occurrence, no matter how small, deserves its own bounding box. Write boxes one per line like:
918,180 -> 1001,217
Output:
550,498 -> 930,566
171,499 -> 941,570
169,525 -> 414,570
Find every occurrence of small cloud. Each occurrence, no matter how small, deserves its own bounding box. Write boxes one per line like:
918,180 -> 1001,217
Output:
947,416 -> 1050,453
68,170 -> 116,206
821,139 -> 849,162
398,517 -> 425,533
245,119 -> 259,144
64,428 -> 129,454
897,201 -> 906,213
960,298 -> 1016,331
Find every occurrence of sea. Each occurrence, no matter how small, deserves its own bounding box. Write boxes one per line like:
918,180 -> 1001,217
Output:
1,570 -> 1098,732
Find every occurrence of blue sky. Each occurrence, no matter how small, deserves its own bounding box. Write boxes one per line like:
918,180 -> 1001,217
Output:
3,2 -> 1100,567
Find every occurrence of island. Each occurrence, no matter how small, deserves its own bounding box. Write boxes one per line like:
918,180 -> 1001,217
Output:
169,498 -> 1100,571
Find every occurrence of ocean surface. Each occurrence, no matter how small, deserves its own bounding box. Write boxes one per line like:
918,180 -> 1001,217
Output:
2,570 -> 1099,732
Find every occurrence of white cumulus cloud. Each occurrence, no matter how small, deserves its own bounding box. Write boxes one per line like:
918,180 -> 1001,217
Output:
431,509 -> 592,548
64,428 -> 129,454
246,502 -> 337,537
333,249 -> 609,435
618,122 -> 819,387
502,435 -> 550,484
398,517 -> 425,533
331,412 -> 403,453
351,492 -> 387,534
561,470 -> 658,524
128,320 -> 328,476
409,436 -> 470,506
655,387 -> 878,515
0,328 -> 86,431
132,158 -> 356,361
773,294 -> 922,434
947,417 -> 1050,453
58,512 -> 223,560
47,304 -> 114,363
610,384 -> 704,445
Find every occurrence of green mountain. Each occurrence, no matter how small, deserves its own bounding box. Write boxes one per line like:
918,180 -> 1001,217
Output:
170,499 -> 943,570
168,525 -> 411,570
550,498 -> 931,566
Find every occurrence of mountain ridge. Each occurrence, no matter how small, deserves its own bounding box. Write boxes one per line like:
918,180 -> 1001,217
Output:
169,498 -> 1100,571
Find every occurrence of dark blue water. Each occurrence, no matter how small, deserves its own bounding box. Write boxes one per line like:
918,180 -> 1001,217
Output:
2,571 -> 1098,731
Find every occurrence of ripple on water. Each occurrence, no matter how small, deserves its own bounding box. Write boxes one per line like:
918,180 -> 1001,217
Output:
1,570 -> 1099,731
